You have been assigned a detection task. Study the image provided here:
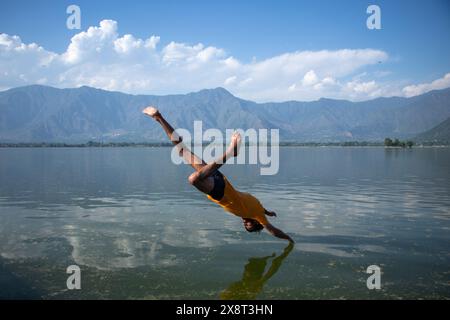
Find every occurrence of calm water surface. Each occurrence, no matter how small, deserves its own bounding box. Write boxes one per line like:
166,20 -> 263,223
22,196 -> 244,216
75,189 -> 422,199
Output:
0,147 -> 449,299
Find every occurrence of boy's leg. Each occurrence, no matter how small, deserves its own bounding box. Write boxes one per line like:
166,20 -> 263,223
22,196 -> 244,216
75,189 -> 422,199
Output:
143,106 -> 206,172
143,106 -> 214,194
143,107 -> 240,195
187,132 -> 241,186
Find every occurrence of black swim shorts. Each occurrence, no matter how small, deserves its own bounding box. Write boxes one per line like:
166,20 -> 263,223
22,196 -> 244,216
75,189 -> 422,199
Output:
207,170 -> 225,201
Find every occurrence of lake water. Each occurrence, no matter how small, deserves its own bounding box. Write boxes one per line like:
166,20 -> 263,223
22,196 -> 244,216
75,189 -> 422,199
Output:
0,147 -> 449,299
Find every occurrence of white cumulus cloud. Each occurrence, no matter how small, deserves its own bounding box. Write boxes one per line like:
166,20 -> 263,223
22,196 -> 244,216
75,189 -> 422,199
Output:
302,70 -> 319,86
1,19 -> 448,101
402,73 -> 450,97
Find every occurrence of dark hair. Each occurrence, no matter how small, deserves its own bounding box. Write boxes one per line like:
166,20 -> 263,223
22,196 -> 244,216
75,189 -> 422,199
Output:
245,220 -> 264,233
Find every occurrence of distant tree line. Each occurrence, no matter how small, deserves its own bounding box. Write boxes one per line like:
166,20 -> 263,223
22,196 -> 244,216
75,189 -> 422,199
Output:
279,141 -> 383,147
384,138 -> 414,148
0,140 -> 387,148
3,140 -> 448,148
0,141 -> 174,148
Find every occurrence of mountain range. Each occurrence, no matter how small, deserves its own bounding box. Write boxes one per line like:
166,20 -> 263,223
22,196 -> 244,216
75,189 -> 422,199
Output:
414,116 -> 450,143
0,85 -> 449,143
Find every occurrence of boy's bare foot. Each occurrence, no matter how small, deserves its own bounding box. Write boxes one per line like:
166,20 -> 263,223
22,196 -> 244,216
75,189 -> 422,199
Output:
142,106 -> 161,119
227,132 -> 241,157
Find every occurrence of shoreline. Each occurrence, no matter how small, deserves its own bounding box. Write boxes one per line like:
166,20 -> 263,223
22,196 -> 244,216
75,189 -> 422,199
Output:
0,142 -> 448,148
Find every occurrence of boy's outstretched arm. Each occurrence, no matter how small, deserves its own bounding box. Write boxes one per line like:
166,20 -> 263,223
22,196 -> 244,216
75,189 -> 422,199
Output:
264,223 -> 295,243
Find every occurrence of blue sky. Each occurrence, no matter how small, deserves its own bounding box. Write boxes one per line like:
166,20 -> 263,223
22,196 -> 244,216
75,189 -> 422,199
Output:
1,0 -> 449,101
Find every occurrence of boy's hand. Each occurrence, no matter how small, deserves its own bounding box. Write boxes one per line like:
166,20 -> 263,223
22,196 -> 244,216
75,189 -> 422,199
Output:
265,210 -> 277,217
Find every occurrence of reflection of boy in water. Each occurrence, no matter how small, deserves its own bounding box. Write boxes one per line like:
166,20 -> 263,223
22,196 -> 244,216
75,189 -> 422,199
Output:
220,243 -> 294,300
